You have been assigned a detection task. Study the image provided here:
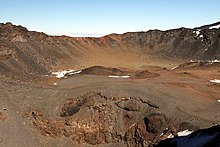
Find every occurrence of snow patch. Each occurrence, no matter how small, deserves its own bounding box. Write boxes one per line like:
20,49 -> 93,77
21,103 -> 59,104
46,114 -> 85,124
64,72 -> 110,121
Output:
204,48 -> 208,51
210,79 -> 220,84
209,24 -> 220,29
218,100 -> 220,103
167,134 -> 174,138
177,130 -> 193,136
211,59 -> 220,62
199,34 -> 203,38
108,75 -> 130,78
193,30 -> 201,37
108,75 -> 120,78
190,59 -> 220,63
53,83 -> 57,85
193,30 -> 204,41
67,70 -> 82,75
171,66 -> 178,70
121,76 -> 130,78
166,130 -> 193,139
52,69 -> 81,78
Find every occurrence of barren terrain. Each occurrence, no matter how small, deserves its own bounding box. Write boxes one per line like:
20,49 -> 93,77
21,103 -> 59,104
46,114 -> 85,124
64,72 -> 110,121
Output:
0,22 -> 220,146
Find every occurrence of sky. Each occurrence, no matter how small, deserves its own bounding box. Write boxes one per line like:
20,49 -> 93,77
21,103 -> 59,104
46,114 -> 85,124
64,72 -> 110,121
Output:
0,0 -> 220,37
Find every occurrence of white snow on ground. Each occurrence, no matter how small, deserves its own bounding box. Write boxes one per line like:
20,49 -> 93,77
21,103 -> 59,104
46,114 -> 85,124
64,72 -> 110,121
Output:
199,34 -> 203,38
204,48 -> 208,51
218,100 -> 220,103
189,59 -> 220,63
167,134 -> 174,138
193,30 -> 201,37
209,24 -> 220,29
211,59 -> 220,62
52,69 -> 75,78
166,130 -> 193,139
177,130 -> 193,136
68,70 -> 82,75
108,75 -> 120,78
53,83 -> 57,85
108,75 -> 130,78
196,30 -> 200,36
52,69 -> 81,78
171,66 -> 178,70
121,76 -> 130,78
210,79 -> 220,84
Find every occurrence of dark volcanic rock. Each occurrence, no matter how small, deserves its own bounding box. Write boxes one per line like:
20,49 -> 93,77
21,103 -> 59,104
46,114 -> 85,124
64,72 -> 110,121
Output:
155,125 -> 220,147
144,113 -> 167,134
131,70 -> 160,79
121,27 -> 220,60
29,92 -> 172,146
28,92 -> 201,146
81,66 -> 128,76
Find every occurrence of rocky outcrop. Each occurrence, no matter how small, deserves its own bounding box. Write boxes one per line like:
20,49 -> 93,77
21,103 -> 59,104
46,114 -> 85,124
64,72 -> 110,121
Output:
31,92 -> 160,145
26,92 -> 201,146
120,27 -> 220,60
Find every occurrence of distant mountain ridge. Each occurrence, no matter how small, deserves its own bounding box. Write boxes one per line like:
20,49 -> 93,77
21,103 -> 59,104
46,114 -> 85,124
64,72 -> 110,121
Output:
0,21 -> 219,80
195,21 -> 220,30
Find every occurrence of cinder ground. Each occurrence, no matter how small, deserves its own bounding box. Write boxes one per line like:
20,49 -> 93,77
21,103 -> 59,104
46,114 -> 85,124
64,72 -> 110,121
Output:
0,64 -> 219,147
1,23 -> 220,146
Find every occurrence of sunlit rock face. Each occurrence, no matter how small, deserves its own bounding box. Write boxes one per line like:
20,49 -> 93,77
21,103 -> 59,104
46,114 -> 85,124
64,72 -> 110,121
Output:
0,22 -> 220,81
